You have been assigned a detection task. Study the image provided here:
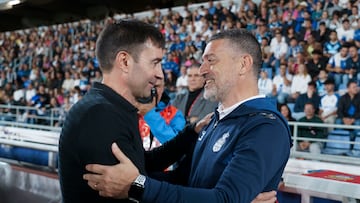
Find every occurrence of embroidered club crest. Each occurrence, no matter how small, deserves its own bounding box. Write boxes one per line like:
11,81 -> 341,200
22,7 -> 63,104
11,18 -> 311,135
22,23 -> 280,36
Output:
213,132 -> 230,152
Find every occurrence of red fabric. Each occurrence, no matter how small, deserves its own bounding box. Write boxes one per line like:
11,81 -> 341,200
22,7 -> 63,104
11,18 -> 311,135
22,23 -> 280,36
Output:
160,105 -> 178,125
138,115 -> 150,139
138,114 -> 161,150
304,170 -> 360,184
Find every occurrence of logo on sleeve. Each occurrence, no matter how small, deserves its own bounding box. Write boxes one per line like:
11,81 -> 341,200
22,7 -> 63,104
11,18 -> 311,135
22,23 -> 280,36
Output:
213,132 -> 230,152
198,130 -> 206,141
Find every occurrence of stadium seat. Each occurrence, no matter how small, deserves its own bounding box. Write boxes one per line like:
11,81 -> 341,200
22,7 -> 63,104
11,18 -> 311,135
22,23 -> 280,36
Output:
322,130 -> 351,155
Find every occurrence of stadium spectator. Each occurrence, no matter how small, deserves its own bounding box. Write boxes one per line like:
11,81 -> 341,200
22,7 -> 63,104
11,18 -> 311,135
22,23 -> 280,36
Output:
1,0 -> 360,134
271,63 -> 292,104
260,37 -> 272,69
172,64 -> 217,124
336,80 -> 360,127
140,77 -> 185,150
24,82 -> 37,105
286,37 -> 303,60
337,18 -> 355,43
328,10 -> 342,30
348,5 -> 359,28
279,103 -> 296,135
298,102 -> 327,154
306,49 -> 328,81
258,68 -> 272,96
289,63 -> 312,102
175,65 -> 188,95
315,21 -> 331,45
326,44 -> 349,90
323,30 -> 342,57
315,69 -> 329,97
162,52 -> 179,77
164,70 -> 177,101
254,18 -> 272,44
293,81 -> 321,120
346,44 -> 360,82
298,19 -> 315,42
318,10 -> 330,27
319,78 -> 339,127
269,29 -> 288,70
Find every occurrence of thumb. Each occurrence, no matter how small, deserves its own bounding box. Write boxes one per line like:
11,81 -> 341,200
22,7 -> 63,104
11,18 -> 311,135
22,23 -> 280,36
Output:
111,142 -> 130,163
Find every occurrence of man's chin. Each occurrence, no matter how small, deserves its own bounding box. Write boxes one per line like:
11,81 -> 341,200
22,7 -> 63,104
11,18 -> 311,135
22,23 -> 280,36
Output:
136,96 -> 153,104
203,90 -> 217,102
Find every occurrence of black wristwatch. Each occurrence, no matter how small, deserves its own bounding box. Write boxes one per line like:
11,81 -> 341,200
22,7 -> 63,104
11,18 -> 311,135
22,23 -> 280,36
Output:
128,174 -> 146,203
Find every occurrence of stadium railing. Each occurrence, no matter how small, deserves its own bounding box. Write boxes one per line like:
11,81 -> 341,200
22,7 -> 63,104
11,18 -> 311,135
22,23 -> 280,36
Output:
1,104 -> 360,168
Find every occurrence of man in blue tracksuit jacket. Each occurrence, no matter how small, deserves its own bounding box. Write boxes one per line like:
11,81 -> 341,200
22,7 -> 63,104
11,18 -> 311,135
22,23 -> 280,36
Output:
84,29 -> 292,203
140,97 -> 291,203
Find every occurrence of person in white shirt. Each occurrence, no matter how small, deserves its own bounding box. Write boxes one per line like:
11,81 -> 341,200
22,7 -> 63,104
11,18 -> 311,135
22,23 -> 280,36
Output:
319,78 -> 339,129
25,82 -> 37,105
257,69 -> 273,96
336,18 -> 355,43
326,45 -> 349,90
175,65 -> 188,95
62,70 -> 75,94
290,63 -> 312,102
269,30 -> 288,69
271,63 -> 293,104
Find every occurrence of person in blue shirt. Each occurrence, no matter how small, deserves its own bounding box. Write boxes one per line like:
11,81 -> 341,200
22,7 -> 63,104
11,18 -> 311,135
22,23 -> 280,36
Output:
162,52 -> 179,76
139,76 -> 186,150
84,29 -> 291,203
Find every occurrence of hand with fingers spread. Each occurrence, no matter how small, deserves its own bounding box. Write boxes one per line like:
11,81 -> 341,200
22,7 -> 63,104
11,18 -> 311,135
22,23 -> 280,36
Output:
84,143 -> 139,199
251,191 -> 277,203
194,112 -> 213,133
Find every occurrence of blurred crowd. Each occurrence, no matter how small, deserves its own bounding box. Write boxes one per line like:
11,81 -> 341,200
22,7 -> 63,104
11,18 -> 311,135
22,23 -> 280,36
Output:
1,0 -> 360,128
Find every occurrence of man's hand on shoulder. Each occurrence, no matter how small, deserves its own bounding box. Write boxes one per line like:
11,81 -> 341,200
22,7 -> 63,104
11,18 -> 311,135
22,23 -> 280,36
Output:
83,143 -> 140,199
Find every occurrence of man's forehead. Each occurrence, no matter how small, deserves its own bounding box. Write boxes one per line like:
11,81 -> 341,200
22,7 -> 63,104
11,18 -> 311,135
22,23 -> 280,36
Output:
203,40 -> 228,56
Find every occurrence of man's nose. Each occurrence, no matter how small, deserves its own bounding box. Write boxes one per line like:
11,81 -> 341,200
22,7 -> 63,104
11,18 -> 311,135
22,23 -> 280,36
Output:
155,63 -> 163,78
199,63 -> 208,76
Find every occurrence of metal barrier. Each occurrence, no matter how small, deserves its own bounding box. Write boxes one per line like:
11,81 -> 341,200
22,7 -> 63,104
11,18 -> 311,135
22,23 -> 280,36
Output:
288,121 -> 360,166
0,112 -> 359,168
0,120 -> 60,169
0,104 -> 64,127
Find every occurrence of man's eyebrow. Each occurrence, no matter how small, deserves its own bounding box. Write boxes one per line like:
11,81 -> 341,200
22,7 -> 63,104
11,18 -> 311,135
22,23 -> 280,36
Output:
203,53 -> 216,60
151,58 -> 162,63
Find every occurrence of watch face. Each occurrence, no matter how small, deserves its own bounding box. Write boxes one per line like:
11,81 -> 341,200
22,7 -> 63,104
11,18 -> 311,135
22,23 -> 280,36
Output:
129,175 -> 146,202
135,175 -> 146,185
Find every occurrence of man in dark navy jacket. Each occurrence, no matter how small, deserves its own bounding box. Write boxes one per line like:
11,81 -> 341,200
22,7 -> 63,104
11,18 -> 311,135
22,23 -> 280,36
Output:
84,29 -> 292,203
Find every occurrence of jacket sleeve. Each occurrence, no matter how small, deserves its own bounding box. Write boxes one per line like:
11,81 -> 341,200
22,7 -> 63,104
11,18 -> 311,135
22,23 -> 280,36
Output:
144,107 -> 186,144
142,121 -> 291,203
145,124 -> 198,172
355,95 -> 360,119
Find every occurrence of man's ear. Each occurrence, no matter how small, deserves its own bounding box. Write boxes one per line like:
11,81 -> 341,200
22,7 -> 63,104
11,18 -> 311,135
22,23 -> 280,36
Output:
115,51 -> 130,73
239,54 -> 253,75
